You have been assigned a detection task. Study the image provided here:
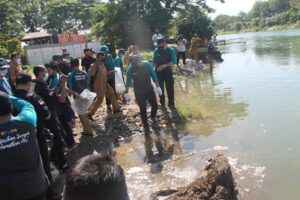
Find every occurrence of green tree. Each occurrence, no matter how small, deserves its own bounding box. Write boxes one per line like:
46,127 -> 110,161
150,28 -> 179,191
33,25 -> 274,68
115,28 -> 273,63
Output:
6,38 -> 23,55
22,0 -> 46,32
214,14 -> 237,31
270,0 -> 289,13
0,0 -> 25,36
0,33 -> 9,57
214,0 -> 300,33
290,0 -> 300,10
235,22 -> 242,32
175,6 -> 213,40
44,0 -> 97,33
237,11 -> 248,24
250,1 -> 272,19
92,0 -> 224,48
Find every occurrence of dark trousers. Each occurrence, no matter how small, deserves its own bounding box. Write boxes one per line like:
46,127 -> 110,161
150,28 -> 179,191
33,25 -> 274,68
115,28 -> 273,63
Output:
36,129 -> 52,184
177,51 -> 186,65
58,114 -> 75,147
135,88 -> 158,128
26,191 -> 47,200
157,68 -> 175,106
106,77 -> 117,108
46,112 -> 67,166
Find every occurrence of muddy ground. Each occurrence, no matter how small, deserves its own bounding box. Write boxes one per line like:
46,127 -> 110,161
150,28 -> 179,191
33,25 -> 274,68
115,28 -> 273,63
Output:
53,99 -> 184,192
53,98 -> 237,200
151,154 -> 238,200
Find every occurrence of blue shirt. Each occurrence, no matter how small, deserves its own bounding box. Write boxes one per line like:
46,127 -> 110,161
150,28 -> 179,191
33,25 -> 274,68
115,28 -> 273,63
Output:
153,46 -> 177,66
67,69 -> 89,94
126,61 -> 158,87
49,74 -> 59,89
0,77 -> 12,95
114,56 -> 122,68
104,54 -> 115,71
0,96 -> 37,127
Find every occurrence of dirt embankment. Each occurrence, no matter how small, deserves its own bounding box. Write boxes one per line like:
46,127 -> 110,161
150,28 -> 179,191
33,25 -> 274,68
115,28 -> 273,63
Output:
54,99 -> 238,200
54,100 -> 184,191
151,154 -> 238,200
65,99 -> 183,164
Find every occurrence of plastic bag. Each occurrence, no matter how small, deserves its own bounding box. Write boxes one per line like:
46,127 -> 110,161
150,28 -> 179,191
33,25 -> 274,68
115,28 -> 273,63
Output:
115,67 -> 126,94
74,89 -> 97,115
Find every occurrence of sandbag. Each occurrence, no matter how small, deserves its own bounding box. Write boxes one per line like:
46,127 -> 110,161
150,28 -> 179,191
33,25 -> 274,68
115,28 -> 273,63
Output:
185,59 -> 204,71
115,68 -> 126,94
74,89 -> 97,115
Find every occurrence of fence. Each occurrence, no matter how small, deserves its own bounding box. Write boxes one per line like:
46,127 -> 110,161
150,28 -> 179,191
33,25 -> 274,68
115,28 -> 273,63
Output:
24,41 -> 101,65
57,34 -> 87,43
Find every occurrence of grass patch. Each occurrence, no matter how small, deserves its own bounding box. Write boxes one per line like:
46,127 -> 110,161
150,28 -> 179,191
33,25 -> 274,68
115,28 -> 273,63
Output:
175,92 -> 204,119
140,51 -> 154,61
24,65 -> 34,74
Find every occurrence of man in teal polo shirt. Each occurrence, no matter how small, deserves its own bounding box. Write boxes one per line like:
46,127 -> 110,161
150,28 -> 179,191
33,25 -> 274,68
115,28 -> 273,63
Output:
153,38 -> 177,107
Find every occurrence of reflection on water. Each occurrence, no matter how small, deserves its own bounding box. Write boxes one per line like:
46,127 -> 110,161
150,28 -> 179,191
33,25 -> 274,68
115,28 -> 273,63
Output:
143,126 -> 182,174
253,35 -> 300,66
115,29 -> 300,200
175,71 -> 248,135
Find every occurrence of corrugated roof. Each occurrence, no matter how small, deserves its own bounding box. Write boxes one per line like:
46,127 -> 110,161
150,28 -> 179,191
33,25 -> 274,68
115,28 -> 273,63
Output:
22,32 -> 52,41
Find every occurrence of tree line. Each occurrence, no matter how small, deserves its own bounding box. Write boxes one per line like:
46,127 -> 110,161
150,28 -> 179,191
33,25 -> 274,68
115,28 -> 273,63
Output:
214,0 -> 300,33
0,0 -> 224,56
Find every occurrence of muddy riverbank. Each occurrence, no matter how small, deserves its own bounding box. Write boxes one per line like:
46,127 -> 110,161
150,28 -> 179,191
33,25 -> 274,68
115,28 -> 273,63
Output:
52,95 -> 237,200
53,97 -> 185,190
150,154 -> 237,200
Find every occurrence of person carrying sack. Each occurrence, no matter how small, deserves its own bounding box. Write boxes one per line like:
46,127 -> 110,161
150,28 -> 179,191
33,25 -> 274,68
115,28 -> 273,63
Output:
124,54 -> 162,134
67,59 -> 94,136
88,52 -> 121,120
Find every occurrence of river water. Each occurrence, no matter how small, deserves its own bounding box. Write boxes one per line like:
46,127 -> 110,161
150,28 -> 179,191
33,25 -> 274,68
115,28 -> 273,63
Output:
115,29 -> 300,200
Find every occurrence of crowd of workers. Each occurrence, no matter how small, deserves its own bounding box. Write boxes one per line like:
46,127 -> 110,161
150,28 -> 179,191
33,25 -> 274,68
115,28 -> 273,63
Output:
0,29 -> 210,200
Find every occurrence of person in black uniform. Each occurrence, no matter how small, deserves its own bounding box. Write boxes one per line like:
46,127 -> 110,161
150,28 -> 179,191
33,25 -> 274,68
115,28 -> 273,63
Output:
14,73 -> 52,182
153,38 -> 177,107
0,91 -> 49,200
55,74 -> 77,151
125,55 -> 162,133
81,48 -> 96,72
33,65 -> 69,172
14,73 -> 62,200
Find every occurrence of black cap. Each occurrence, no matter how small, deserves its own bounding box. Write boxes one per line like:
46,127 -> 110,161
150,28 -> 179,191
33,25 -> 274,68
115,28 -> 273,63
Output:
16,73 -> 32,86
84,48 -> 95,54
48,62 -> 58,70
70,58 -> 80,68
84,48 -> 90,53
0,91 -> 12,116
157,38 -> 165,44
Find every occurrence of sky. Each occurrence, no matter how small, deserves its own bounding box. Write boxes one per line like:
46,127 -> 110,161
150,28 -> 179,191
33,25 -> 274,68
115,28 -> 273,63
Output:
206,0 -> 257,18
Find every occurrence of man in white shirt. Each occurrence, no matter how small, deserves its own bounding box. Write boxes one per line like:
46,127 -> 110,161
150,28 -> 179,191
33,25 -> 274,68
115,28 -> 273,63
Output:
152,29 -> 163,48
177,35 -> 187,66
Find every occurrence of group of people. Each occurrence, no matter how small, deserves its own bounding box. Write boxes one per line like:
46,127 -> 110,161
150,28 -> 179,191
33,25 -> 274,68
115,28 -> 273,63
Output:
153,30 -> 208,66
0,31 -> 178,199
0,28 -> 211,199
